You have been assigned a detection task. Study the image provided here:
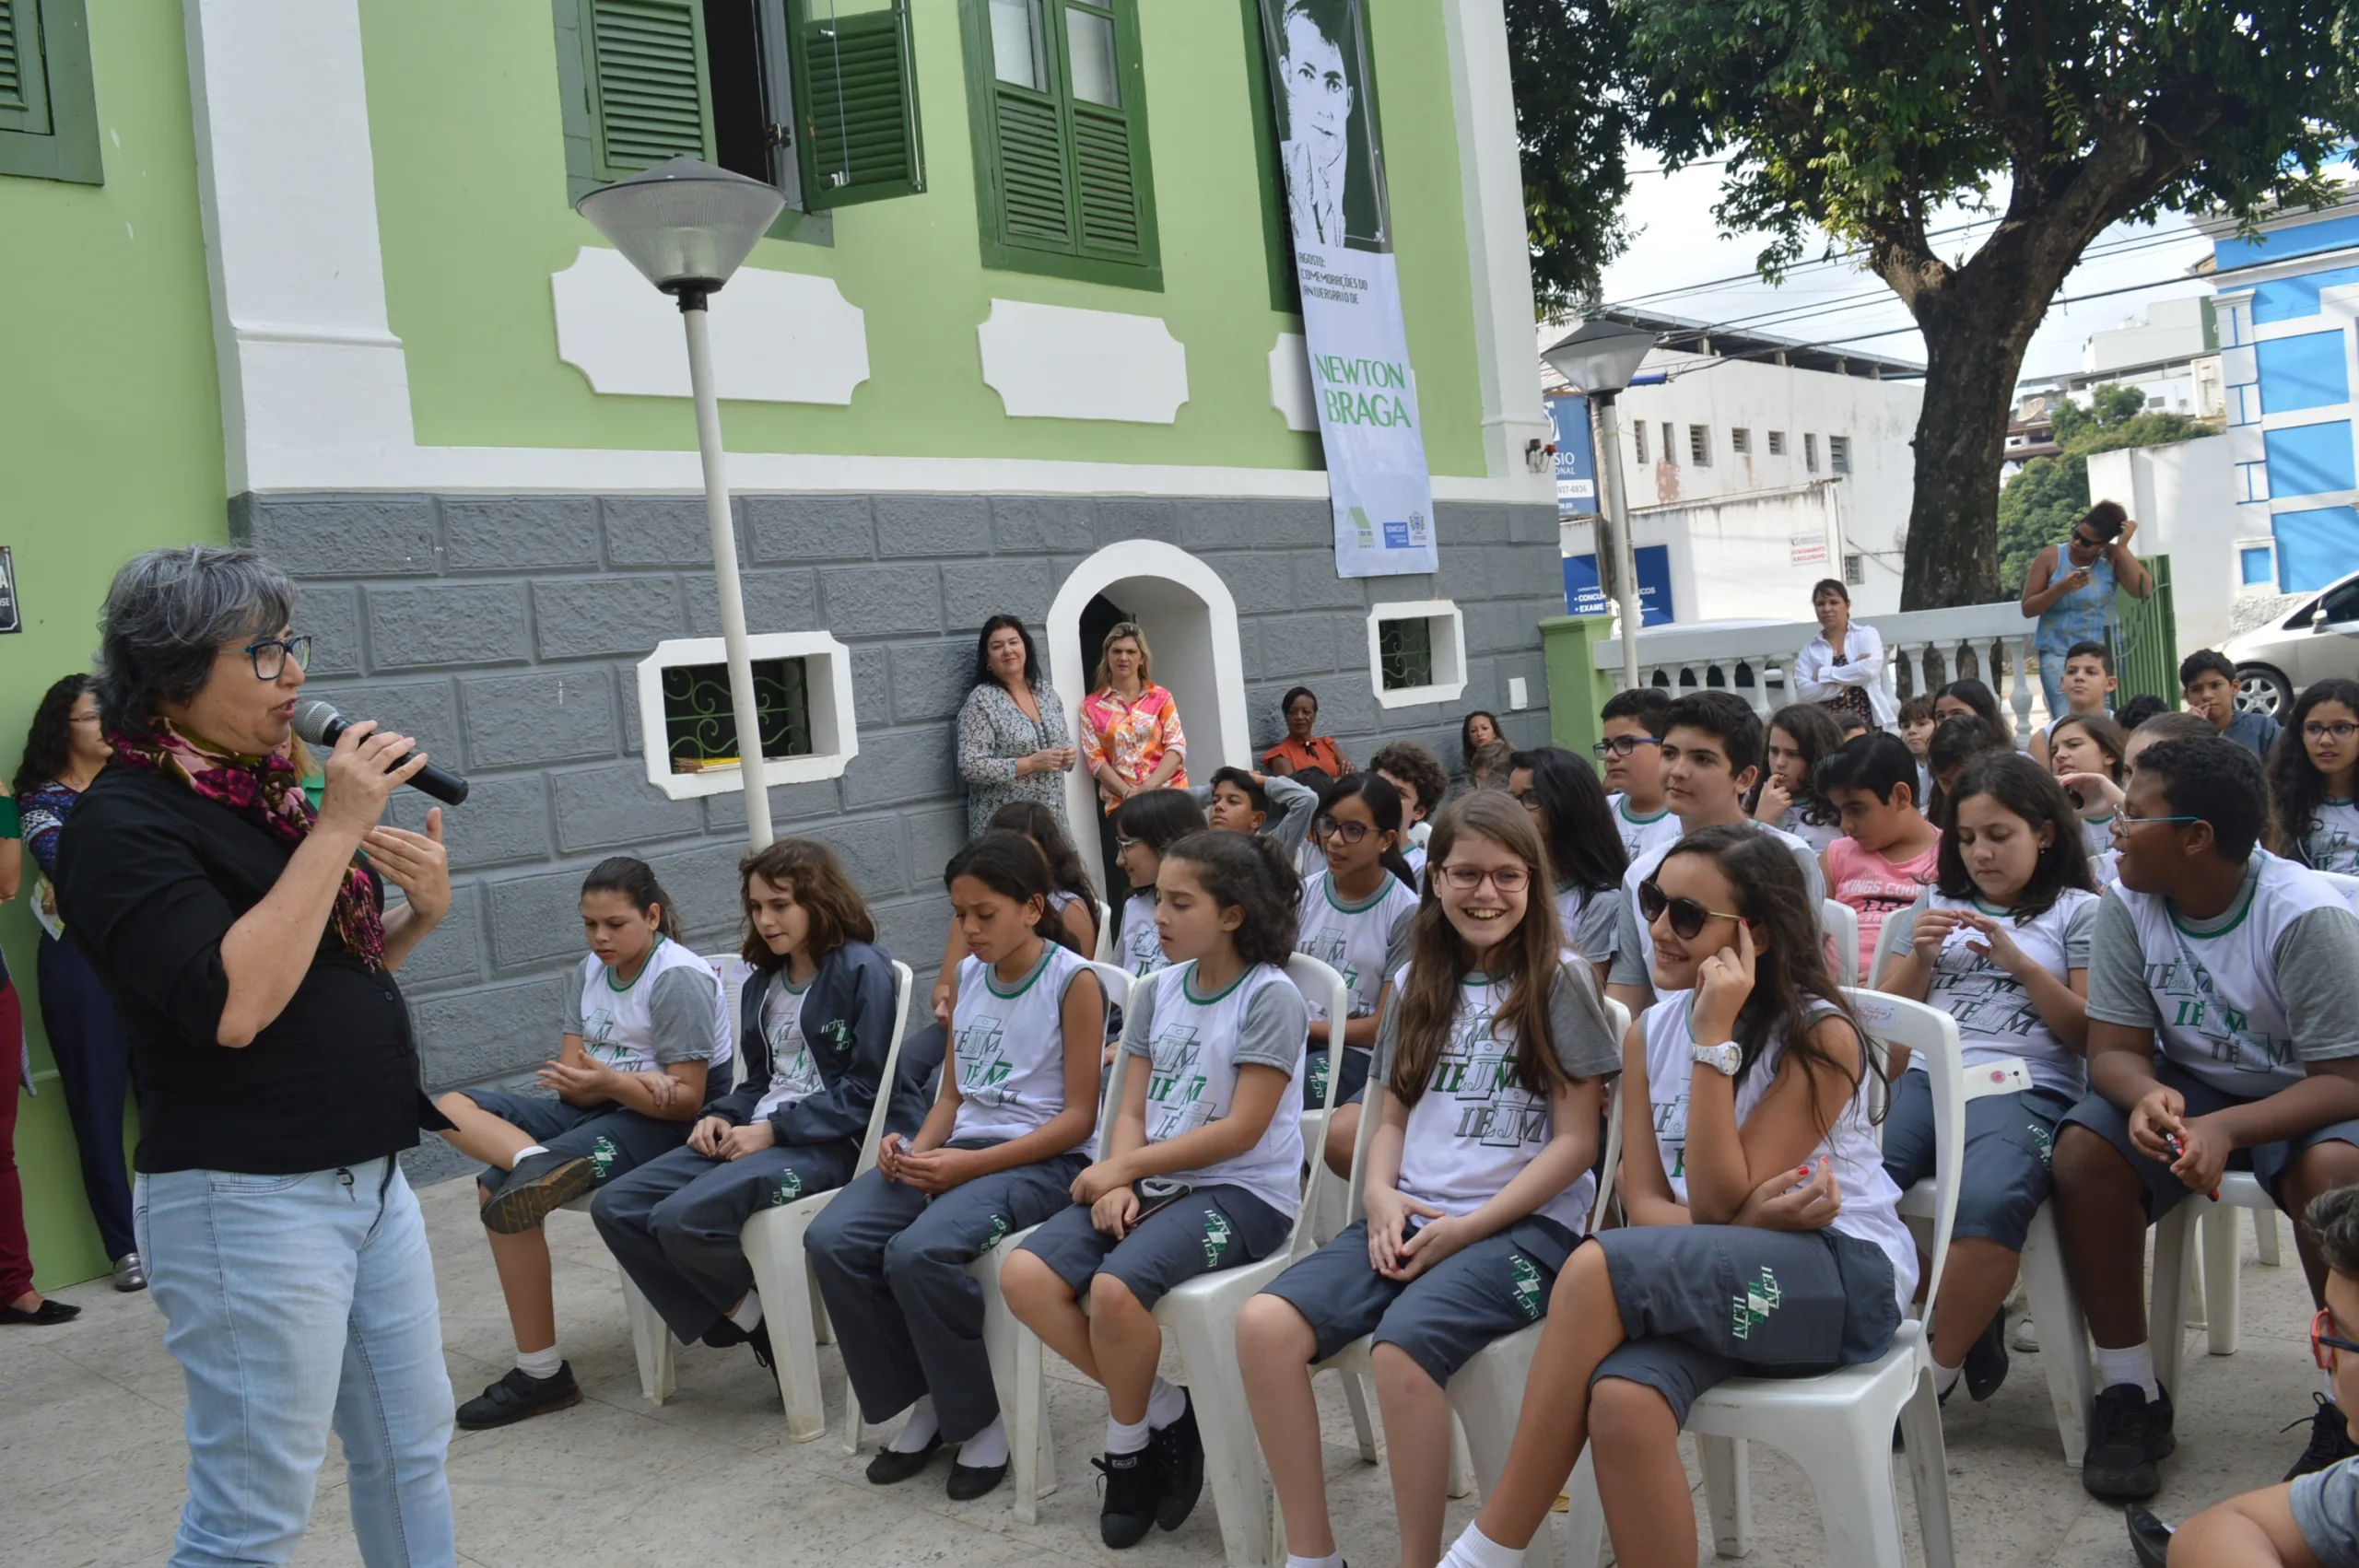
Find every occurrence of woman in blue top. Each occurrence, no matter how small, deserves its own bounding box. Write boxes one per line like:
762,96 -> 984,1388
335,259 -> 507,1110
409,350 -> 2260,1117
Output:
2020,501 -> 2152,721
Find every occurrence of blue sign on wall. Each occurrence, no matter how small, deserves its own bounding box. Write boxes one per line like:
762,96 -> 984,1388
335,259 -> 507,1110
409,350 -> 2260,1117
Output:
1544,394 -> 1598,518
1565,544 -> 1674,626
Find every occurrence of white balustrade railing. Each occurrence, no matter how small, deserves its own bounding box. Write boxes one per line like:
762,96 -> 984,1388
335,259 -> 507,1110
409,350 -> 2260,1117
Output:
1596,601 -> 2054,746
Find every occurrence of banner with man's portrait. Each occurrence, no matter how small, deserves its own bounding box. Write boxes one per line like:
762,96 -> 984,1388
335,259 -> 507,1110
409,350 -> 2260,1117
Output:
1257,0 -> 1437,579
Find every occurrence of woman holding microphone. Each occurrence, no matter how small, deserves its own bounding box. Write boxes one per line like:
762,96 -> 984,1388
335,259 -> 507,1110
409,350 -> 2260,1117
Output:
53,544 -> 459,1568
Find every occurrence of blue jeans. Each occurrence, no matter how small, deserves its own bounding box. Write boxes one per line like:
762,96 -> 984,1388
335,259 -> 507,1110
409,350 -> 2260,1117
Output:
135,1158 -> 456,1568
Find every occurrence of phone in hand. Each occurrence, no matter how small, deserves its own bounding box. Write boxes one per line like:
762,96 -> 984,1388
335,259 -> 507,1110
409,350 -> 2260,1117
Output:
1130,1177 -> 1194,1224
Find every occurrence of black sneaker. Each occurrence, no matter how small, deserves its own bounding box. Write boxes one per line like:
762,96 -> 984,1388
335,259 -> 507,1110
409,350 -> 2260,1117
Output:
1153,1390 -> 1204,1531
478,1151 -> 595,1235
1964,1309 -> 2010,1401
2125,1505 -> 2174,1568
2082,1383 -> 2176,1501
864,1433 -> 943,1485
1095,1448 -> 1159,1549
455,1363 -> 581,1430
2283,1394 -> 2359,1480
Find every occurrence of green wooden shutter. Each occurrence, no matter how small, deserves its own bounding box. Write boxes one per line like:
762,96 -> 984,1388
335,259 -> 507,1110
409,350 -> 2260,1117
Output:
1071,101 -> 1140,260
0,0 -> 54,136
995,87 -> 1071,244
583,0 -> 716,180
792,0 -> 925,208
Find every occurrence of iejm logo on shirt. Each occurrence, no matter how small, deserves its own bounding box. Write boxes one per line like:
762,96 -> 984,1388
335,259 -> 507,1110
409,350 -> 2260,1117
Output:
1147,1026 -> 1213,1140
1930,949 -> 2043,1039
957,1018 -> 1017,1104
1299,925 -> 1364,1011
1434,1017 -> 1545,1149
2142,956 -> 2291,1071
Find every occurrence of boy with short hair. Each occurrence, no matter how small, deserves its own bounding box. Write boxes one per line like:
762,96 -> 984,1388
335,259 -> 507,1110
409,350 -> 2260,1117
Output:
1367,739 -> 1447,876
1898,692 -> 1940,802
2052,739 -> 2359,1503
2032,640 -> 2122,767
1199,766 -> 1317,860
1602,689 -> 1829,1016
1816,733 -> 1943,981
2183,648 -> 2283,759
1596,686 -> 1681,864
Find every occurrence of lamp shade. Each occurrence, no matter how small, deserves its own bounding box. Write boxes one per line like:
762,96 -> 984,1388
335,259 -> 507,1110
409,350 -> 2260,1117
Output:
1542,317 -> 1658,397
574,157 -> 786,294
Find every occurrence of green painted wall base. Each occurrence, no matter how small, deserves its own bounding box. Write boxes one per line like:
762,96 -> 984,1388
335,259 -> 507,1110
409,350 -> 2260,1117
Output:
1542,614 -> 1617,761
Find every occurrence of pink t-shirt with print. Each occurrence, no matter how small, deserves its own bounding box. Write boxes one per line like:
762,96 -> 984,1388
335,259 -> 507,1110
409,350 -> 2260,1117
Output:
1824,835 -> 1941,980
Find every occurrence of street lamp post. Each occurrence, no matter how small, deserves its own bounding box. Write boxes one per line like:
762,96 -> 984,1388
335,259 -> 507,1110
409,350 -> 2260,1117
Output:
1543,319 -> 1659,693
577,158 -> 788,850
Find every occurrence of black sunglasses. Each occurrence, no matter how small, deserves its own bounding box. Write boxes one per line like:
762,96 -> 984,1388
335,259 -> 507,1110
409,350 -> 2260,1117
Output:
1637,878 -> 1748,942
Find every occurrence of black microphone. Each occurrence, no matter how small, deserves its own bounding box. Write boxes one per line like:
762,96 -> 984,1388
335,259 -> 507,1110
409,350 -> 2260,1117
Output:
293,701 -> 471,805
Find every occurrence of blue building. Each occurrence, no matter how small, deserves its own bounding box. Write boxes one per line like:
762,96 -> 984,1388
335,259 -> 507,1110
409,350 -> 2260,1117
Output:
2205,195 -> 2359,592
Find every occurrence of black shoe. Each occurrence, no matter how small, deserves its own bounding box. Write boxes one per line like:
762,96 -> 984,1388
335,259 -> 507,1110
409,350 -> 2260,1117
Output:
455,1363 -> 581,1430
1965,1309 -> 2010,1401
1153,1390 -> 1204,1531
2126,1505 -> 2175,1568
2283,1394 -> 2359,1480
1096,1448 -> 1159,1549
865,1433 -> 943,1485
947,1458 -> 1008,1501
2082,1383 -> 2176,1501
478,1152 -> 596,1235
0,1297 -> 81,1326
699,1318 -> 747,1350
745,1318 -> 774,1371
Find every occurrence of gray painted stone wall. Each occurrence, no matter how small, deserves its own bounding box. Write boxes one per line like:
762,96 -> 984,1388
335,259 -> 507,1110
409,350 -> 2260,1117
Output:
229,492 -> 1563,1183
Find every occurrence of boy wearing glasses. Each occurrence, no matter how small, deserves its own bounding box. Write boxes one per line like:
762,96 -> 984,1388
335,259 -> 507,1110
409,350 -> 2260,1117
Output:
1596,686 -> 1682,865
2184,647 -> 2285,759
2053,739 -> 2359,1502
1602,691 -> 1827,1017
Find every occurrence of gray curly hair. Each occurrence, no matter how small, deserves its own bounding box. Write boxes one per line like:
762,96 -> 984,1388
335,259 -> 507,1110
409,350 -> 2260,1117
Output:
94,544 -> 295,731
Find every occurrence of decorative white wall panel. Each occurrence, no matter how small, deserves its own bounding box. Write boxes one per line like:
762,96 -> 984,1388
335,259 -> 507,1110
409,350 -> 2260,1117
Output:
552,248 -> 870,404
977,299 -> 1188,423
1269,333 -> 1317,432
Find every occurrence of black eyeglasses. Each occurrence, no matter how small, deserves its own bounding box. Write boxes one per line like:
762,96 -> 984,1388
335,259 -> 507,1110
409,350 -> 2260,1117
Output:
1438,863 -> 1530,893
243,635 -> 311,681
1637,878 -> 1747,941
1315,816 -> 1372,845
1594,735 -> 1663,760
2305,721 -> 2359,743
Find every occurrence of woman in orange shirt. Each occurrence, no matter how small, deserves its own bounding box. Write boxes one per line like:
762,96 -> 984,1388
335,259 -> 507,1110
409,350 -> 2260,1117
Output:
1078,622 -> 1188,896
1262,686 -> 1350,778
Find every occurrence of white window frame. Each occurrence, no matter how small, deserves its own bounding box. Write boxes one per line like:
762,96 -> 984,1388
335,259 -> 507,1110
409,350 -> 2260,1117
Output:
2235,536 -> 2281,593
1828,434 -> 1851,474
1366,599 -> 1468,710
635,631 -> 859,799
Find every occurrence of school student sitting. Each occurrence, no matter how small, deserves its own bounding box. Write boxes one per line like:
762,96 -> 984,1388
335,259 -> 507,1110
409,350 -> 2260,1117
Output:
2049,739 -> 2359,1501
1000,832 -> 1309,1549
1871,754 -> 2098,1404
1816,732 -> 1942,980
1603,690 -> 1829,1020
1435,825 -> 1913,1568
2029,639 -> 2121,769
1898,693 -> 1939,804
1751,703 -> 1847,854
2184,648 -> 2284,759
1110,790 -> 1210,981
1295,773 -> 1421,1110
2048,710 -> 2129,855
804,833 -> 1105,1501
929,802 -> 1098,1027
1596,686 -> 1682,864
1370,739 -> 1449,877
592,841 -> 903,1375
1199,765 -> 1319,860
432,858 -> 726,1428
2058,710 -> 2214,891
2270,677 -> 2359,874
1925,712 -> 2015,825
1237,792 -> 1620,1568
1507,745 -> 1629,979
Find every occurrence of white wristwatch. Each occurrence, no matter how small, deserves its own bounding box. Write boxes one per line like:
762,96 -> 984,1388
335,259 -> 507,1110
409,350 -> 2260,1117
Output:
1690,1040 -> 1742,1077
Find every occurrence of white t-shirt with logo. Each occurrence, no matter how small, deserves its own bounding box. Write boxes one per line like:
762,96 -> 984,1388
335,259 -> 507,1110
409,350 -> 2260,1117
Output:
1295,872 -> 1420,1024
567,937 -> 727,1077
1117,889 -> 1168,980
1377,958 -> 1622,1235
1121,961 -> 1309,1217
1607,792 -> 1683,865
949,942 -> 1097,1146
2085,851 -> 2359,1097
1606,822 -> 1828,991
750,975 -> 826,1121
1872,888 -> 2099,1098
1637,991 -> 1918,1311
2300,801 -> 2359,874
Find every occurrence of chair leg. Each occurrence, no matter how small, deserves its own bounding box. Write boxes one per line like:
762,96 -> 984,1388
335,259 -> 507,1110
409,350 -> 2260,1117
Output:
2256,1205 -> 2284,1267
1008,1313 -> 1058,1526
617,1263 -> 676,1407
1558,1446 -> 1607,1568
1696,1435 -> 1752,1560
2151,1204 -> 2199,1399
1163,1307 -> 1273,1568
2019,1206 -> 2092,1467
1339,1372 -> 1379,1466
1447,1414 -> 1475,1500
1898,1367 -> 1957,1568
809,1258 -> 836,1345
767,1225 -> 829,1443
2202,1202 -> 2243,1357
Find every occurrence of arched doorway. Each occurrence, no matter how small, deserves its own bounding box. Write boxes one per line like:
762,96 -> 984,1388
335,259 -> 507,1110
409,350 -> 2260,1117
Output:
1049,541 -> 1250,893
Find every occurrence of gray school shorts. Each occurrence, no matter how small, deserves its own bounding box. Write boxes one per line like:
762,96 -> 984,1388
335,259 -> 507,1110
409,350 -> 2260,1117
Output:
459,1088 -> 688,1195
1882,1071 -> 2075,1250
1017,1182 -> 1292,1311
1589,1224 -> 1901,1425
1305,1045 -> 1371,1110
1261,1214 -> 1579,1383
2058,1055 -> 2359,1220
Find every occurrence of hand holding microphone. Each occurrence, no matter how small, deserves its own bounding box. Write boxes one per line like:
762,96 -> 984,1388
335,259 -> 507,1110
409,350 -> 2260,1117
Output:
295,702 -> 471,807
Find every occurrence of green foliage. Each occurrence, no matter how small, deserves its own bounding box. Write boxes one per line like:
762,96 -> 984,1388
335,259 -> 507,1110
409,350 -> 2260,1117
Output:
1996,387 -> 2207,591
1504,0 -> 1638,313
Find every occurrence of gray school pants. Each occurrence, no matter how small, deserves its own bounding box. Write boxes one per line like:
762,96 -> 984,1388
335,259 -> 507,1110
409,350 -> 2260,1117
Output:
803,1141 -> 1087,1445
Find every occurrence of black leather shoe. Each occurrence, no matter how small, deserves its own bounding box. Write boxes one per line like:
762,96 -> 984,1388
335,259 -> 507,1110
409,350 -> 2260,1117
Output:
947,1459 -> 1007,1500
1097,1448 -> 1158,1549
478,1151 -> 595,1235
865,1433 -> 943,1485
2126,1505 -> 2174,1568
1964,1309 -> 2010,1401
1154,1390 -> 1204,1531
455,1363 -> 581,1431
0,1297 -> 81,1326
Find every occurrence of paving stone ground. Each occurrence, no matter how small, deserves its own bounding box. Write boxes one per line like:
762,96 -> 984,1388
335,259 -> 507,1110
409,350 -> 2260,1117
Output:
1,1173 -> 2326,1567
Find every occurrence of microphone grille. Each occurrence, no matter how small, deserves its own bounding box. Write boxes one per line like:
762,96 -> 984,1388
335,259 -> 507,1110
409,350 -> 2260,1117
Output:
291,701 -> 341,745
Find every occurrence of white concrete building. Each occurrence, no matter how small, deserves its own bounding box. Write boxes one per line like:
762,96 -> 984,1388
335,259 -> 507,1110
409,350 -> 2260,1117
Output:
2086,434 -> 2244,650
1543,310 -> 1923,624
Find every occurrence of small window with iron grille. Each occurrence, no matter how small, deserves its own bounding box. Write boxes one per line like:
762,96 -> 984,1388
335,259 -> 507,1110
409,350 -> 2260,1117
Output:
1688,425 -> 1710,465
1829,435 -> 1851,474
1366,601 -> 1467,709
1844,553 -> 1864,587
1378,616 -> 1434,693
663,657 -> 814,774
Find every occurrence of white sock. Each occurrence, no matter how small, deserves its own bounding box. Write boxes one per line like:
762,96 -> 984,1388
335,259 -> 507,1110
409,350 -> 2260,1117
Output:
959,1417 -> 1010,1469
1144,1376 -> 1188,1430
1931,1359 -> 1962,1398
1107,1412 -> 1153,1456
729,1291 -> 763,1332
1440,1521 -> 1526,1568
515,1344 -> 563,1380
509,1144 -> 549,1168
889,1396 -> 940,1454
1286,1553 -> 1345,1568
2328,1370 -> 2341,1404
2094,1342 -> 2160,1400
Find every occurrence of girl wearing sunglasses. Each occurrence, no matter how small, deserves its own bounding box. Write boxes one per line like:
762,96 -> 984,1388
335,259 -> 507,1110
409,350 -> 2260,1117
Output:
1295,772 -> 1421,1111
2268,677 -> 2359,874
1437,825 -> 1912,1568
1871,753 -> 2098,1406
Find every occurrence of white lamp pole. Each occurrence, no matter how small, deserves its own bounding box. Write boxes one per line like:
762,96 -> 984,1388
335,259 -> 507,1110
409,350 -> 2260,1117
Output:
1543,318 -> 1660,693
577,158 -> 788,850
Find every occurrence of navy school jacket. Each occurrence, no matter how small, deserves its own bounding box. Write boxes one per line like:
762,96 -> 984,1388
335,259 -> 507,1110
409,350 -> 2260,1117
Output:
706,941 -> 929,1145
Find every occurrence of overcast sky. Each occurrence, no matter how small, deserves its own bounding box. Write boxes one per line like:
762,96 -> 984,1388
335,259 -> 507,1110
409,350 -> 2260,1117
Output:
1592,159 -> 2219,382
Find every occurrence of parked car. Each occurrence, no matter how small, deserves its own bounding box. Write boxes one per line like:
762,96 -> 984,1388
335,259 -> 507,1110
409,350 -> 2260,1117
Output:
2222,568 -> 2359,715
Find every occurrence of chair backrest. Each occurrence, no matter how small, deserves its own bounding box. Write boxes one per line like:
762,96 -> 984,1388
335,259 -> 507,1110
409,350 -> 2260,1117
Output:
701,951 -> 755,1090
1842,988 -> 1966,1319
2317,870 -> 2359,916
1094,900 -> 1117,965
1287,954 -> 1352,1255
1083,960 -> 1133,1161
849,961 -> 919,1182
1819,899 -> 1861,986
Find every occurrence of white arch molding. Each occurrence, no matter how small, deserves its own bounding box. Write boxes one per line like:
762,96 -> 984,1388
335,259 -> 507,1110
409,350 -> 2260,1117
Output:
1046,541 -> 1252,865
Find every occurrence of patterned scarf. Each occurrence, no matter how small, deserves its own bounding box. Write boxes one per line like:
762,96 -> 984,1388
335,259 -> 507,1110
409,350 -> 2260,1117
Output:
107,721 -> 386,970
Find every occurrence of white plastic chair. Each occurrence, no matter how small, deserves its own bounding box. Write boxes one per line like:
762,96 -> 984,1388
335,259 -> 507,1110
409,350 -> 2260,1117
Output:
1821,898 -> 1862,986
1095,899 -> 1117,964
2151,1171 -> 2281,1399
1563,989 -> 1964,1568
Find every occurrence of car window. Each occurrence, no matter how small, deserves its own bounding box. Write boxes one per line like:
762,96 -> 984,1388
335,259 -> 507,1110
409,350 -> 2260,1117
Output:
2324,581 -> 2359,625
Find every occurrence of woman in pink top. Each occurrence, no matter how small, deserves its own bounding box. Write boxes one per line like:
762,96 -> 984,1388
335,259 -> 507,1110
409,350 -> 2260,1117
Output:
1815,733 -> 1942,980
1078,621 -> 1187,895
